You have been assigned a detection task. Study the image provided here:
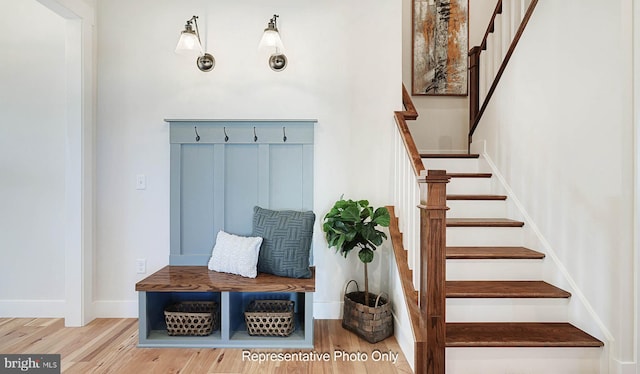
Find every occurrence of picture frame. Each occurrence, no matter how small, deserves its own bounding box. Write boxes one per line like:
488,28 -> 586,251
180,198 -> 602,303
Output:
412,0 -> 469,96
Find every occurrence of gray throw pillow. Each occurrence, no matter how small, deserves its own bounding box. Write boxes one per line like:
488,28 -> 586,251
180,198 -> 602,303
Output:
253,206 -> 315,279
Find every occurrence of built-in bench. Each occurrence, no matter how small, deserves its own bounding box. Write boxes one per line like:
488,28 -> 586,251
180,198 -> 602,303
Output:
142,120 -> 318,349
136,266 -> 315,348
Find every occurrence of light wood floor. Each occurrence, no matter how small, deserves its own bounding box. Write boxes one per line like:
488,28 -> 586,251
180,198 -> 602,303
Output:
0,318 -> 412,373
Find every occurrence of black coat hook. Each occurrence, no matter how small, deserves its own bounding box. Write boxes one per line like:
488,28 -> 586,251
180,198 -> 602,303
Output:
253,127 -> 258,142
282,126 -> 287,142
224,127 -> 229,142
194,126 -> 200,142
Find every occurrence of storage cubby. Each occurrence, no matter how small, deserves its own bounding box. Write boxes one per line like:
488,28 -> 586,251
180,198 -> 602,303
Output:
136,266 -> 314,348
226,292 -> 310,348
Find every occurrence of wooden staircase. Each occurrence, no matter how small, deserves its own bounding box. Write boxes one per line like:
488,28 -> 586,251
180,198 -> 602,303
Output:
423,153 -> 603,358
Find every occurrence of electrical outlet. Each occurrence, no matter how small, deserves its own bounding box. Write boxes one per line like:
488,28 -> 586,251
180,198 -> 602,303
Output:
136,259 -> 146,274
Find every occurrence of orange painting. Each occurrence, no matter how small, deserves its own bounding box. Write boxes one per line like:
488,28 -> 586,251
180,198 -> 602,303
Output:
413,0 -> 468,95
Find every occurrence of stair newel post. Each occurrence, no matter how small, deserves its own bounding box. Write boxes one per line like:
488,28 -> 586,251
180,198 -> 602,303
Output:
419,169 -> 450,374
468,46 -> 481,147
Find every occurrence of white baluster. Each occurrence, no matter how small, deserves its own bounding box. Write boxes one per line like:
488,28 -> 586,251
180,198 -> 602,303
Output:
511,0 -> 521,37
501,0 -> 512,60
411,183 -> 420,291
493,16 -> 502,79
392,122 -> 424,292
479,51 -> 488,103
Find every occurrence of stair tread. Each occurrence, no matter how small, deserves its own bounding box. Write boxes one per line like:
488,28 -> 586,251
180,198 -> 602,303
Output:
447,218 -> 525,227
447,173 -> 492,178
447,246 -> 545,259
447,194 -> 507,200
421,153 -> 479,158
446,281 -> 571,298
446,322 -> 603,347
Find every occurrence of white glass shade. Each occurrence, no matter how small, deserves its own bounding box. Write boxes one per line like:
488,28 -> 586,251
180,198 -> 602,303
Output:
259,29 -> 285,52
175,30 -> 203,56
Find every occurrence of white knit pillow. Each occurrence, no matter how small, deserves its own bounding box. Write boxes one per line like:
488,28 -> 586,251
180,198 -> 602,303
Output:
208,231 -> 263,278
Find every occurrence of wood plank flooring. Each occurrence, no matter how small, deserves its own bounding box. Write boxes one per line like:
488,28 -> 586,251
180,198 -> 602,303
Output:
0,318 -> 412,374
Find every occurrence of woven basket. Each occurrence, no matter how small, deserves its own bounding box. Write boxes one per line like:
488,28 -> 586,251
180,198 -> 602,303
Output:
164,301 -> 219,336
342,280 -> 393,343
244,300 -> 295,337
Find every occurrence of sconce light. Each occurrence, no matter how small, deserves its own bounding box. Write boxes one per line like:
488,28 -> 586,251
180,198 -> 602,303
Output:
259,14 -> 287,72
175,15 -> 215,72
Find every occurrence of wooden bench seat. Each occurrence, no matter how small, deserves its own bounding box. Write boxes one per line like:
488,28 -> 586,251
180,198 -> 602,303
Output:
136,265 -> 316,293
136,265 -> 316,348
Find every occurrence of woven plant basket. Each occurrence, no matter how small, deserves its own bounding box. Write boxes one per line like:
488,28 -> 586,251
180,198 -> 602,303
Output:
342,280 -> 393,343
244,300 -> 295,337
164,301 -> 219,336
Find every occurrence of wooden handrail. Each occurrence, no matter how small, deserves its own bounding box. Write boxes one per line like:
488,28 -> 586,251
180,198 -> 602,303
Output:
388,206 -> 426,343
468,0 -> 540,144
394,84 -> 424,177
420,170 -> 450,374
400,84 -> 418,120
393,85 -> 449,373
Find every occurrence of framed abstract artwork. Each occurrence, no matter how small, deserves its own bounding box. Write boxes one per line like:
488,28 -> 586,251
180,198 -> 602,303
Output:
412,0 -> 469,96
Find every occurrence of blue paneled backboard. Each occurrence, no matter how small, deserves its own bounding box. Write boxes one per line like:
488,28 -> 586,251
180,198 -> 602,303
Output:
166,120 -> 316,265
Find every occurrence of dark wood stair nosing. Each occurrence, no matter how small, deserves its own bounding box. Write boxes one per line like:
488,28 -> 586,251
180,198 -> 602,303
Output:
447,194 -> 507,201
446,280 -> 571,299
446,322 -> 604,348
447,218 -> 525,228
421,153 -> 480,159
446,246 -> 545,260
447,173 -> 493,178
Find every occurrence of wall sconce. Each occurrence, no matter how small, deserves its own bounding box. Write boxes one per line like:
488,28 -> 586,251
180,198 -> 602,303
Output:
259,14 -> 287,72
175,15 -> 215,72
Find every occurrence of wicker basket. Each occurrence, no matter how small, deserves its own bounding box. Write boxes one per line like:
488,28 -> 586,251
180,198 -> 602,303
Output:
164,301 -> 219,336
244,300 -> 295,337
342,280 -> 393,343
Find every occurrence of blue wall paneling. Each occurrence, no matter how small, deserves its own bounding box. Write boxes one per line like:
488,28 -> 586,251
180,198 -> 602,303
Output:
166,120 -> 316,266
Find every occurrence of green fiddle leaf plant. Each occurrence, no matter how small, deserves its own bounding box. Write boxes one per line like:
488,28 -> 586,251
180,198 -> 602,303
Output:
322,198 -> 391,306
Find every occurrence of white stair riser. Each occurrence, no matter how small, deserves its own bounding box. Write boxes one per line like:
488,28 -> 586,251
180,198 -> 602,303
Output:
447,178 -> 492,194
447,227 -> 524,247
447,259 -> 542,280
446,347 -> 601,374
423,158 -> 479,173
447,200 -> 507,218
447,298 -> 568,322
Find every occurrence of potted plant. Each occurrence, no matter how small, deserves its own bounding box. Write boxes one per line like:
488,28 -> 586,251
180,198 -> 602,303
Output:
322,198 -> 393,343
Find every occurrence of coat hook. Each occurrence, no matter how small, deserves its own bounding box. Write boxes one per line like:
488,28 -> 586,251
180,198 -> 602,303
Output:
224,127 -> 229,142
253,127 -> 258,142
194,126 -> 200,142
282,126 -> 287,142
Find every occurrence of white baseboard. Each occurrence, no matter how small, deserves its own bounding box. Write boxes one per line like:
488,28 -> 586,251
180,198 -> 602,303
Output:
93,300 -> 138,318
393,312 -> 415,372
0,299 -> 65,318
313,301 -> 342,319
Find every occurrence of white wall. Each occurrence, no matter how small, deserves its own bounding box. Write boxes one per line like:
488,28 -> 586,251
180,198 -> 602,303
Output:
402,0 -> 496,153
94,0 -> 401,318
0,0 -> 67,316
472,0 -> 635,369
